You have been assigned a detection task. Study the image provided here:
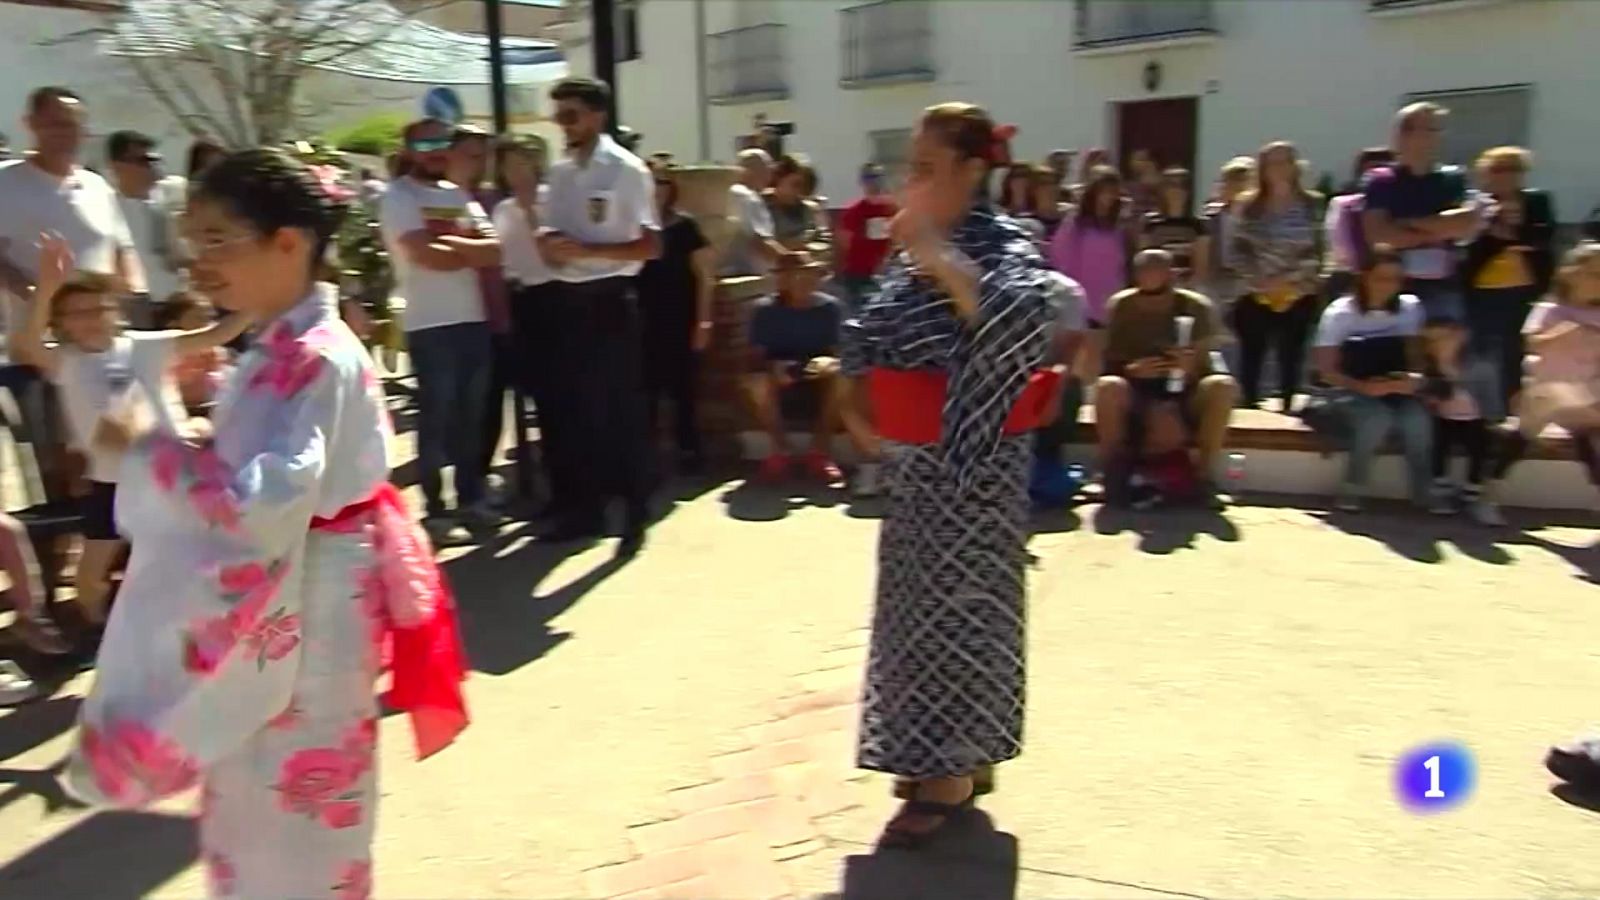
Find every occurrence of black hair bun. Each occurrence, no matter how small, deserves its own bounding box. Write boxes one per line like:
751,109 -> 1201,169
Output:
194,148 -> 343,249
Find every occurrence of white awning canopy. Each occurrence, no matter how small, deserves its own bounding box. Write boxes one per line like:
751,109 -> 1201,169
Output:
102,0 -> 566,85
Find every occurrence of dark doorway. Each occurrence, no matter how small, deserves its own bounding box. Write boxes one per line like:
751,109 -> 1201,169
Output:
1116,96 -> 1200,182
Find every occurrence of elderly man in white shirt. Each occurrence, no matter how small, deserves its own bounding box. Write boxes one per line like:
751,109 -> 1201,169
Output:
724,148 -> 786,277
0,86 -> 139,340
536,77 -> 661,556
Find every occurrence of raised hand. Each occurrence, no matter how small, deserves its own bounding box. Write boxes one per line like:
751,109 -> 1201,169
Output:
34,232 -> 75,301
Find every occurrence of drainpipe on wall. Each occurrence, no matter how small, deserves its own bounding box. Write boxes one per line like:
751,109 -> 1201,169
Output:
694,0 -> 711,161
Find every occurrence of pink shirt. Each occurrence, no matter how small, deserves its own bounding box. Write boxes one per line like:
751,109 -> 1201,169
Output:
1524,301 -> 1600,383
1048,219 -> 1127,325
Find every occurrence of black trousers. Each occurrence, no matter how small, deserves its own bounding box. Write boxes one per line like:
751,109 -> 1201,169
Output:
1465,284 -> 1537,408
478,332 -> 517,479
643,340 -> 702,460
544,277 -> 652,529
1234,293 -> 1319,405
1032,377 -> 1084,463
511,282 -> 567,514
1432,417 -> 1489,485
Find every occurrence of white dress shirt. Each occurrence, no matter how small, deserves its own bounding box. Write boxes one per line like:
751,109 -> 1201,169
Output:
492,187 -> 554,287
540,134 -> 659,282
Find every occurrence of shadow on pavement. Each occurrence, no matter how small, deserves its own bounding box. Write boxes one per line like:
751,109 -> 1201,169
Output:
1551,781 -> 1600,814
720,478 -> 848,523
1312,505 -> 1600,573
826,810 -> 1018,900
444,523 -> 632,676
0,810 -> 195,898
1090,505 -> 1242,555
0,695 -> 80,766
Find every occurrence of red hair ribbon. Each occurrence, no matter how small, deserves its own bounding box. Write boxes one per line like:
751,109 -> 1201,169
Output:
989,124 -> 1018,166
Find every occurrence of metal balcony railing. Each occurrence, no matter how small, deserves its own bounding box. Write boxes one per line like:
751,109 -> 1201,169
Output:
841,0 -> 934,86
1073,0 -> 1216,50
708,23 -> 787,103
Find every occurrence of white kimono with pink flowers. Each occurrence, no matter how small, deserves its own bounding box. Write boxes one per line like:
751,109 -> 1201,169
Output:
65,284 -> 457,900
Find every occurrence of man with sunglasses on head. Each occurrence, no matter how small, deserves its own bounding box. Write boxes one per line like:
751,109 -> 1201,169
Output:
0,86 -> 138,341
379,116 -> 503,542
108,130 -> 182,327
536,77 -> 661,557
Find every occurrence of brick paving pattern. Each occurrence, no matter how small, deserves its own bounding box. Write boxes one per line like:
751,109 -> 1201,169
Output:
583,630 -> 872,900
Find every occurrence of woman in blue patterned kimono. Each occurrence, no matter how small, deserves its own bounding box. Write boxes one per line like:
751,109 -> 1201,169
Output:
847,102 -> 1060,847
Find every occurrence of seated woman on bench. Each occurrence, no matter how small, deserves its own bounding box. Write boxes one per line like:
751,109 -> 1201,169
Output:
1094,249 -> 1237,507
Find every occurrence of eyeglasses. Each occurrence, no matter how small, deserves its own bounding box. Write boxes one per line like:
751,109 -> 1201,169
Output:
183,232 -> 258,257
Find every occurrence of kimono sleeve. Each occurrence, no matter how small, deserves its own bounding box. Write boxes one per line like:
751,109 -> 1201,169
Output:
67,357 -> 343,809
941,243 -> 1059,486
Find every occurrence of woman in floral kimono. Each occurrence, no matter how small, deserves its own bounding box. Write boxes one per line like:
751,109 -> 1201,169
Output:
64,148 -> 469,900
847,103 -> 1059,848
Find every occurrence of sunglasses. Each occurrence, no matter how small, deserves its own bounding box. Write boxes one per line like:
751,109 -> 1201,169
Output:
409,138 -> 451,153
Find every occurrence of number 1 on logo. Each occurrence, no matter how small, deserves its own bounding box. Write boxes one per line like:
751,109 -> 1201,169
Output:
1423,755 -> 1445,798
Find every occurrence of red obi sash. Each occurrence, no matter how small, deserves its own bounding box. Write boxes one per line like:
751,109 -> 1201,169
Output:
867,366 -> 1063,445
312,482 -> 469,760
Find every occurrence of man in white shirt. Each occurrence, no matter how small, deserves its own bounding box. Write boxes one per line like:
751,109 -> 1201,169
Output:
537,77 -> 660,555
723,148 -> 785,277
107,130 -> 183,326
0,86 -> 138,338
379,116 -> 502,539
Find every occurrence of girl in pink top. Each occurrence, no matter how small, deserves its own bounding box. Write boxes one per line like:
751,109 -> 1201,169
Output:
1048,166 -> 1131,326
1518,242 -> 1600,448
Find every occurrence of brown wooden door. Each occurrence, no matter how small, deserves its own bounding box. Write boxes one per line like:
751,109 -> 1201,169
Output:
1116,97 -> 1199,182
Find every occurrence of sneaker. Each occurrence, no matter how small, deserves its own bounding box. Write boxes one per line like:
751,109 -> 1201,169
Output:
852,461 -> 884,498
1428,479 -> 1458,516
802,451 -> 843,485
484,473 -> 511,510
757,453 -> 790,483
1467,497 -> 1506,527
1547,734 -> 1600,790
460,502 -> 502,535
1335,484 -> 1363,513
0,660 -> 38,706
12,609 -> 72,656
422,515 -> 463,546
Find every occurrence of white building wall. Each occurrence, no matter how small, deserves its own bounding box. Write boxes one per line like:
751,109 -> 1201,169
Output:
562,0 -> 1600,219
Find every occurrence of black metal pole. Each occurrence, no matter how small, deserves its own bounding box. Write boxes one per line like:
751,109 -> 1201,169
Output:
591,0 -> 619,131
484,0 -> 533,501
485,0 -> 510,134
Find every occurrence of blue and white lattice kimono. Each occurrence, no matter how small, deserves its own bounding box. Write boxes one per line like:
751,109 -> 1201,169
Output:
846,207 -> 1059,779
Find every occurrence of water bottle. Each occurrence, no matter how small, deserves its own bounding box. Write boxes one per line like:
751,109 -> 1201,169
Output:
1224,452 -> 1247,498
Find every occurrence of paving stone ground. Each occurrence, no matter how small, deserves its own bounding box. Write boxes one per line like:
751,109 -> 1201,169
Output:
1,401 -> 1598,897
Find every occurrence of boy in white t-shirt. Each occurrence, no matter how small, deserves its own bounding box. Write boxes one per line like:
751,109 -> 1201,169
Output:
11,234 -> 250,626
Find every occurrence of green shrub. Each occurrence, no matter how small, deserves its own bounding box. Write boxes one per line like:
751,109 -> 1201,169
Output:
323,113 -> 407,157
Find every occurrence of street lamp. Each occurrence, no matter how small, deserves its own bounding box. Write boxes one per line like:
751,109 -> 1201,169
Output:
591,0 -> 619,130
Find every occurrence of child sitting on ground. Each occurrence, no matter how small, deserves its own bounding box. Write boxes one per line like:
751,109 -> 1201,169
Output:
11,234 -> 251,627
1421,318 -> 1505,525
1503,241 -> 1600,486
